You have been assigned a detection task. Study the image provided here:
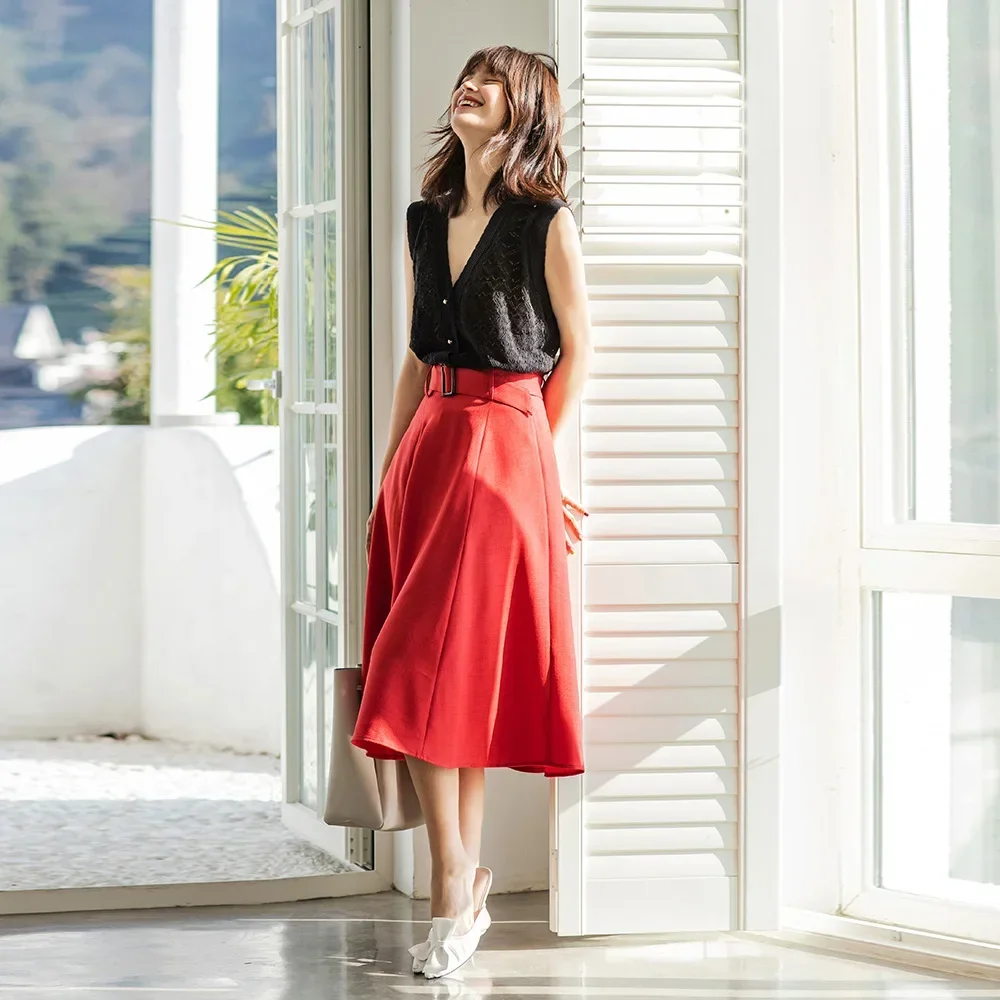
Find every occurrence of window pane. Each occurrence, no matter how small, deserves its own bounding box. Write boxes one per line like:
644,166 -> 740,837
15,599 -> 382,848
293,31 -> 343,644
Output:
325,208 -> 338,404
318,8 -> 337,204
877,591 -> 1000,907
298,614 -> 318,811
297,414 -> 317,605
291,216 -> 315,402
324,622 -> 338,784
325,414 -> 339,615
907,2 -> 1000,524
291,19 -> 314,207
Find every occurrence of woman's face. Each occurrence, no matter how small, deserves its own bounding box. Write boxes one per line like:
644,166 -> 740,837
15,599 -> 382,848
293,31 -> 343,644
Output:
450,64 -> 507,139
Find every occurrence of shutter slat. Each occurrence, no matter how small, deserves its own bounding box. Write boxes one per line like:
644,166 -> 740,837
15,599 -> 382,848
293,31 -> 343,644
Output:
587,181 -> 743,206
586,93 -> 742,108
588,852 -> 737,879
590,299 -> 737,322
585,564 -> 737,605
587,713 -> 738,743
583,398 -> 739,418
584,204 -> 742,230
587,11 -> 737,35
585,52 -> 740,74
584,481 -> 738,509
585,124 -> 742,152
583,375 -> 739,406
588,824 -> 738,852
588,510 -> 738,538
587,264 -> 740,293
590,324 -> 738,349
586,656 -> 737,691
588,658 -> 737,684
586,770 -> 738,798
587,637 -> 739,669
587,742 -> 738,771
589,0 -> 739,11
586,37 -> 738,62
585,149 -> 741,174
589,605 -> 737,630
584,455 -> 737,482
586,537 -> 738,564
588,796 -> 738,826
589,356 -> 738,378
584,455 -> 737,484
582,232 -> 741,261
584,430 -> 739,456
586,104 -> 741,126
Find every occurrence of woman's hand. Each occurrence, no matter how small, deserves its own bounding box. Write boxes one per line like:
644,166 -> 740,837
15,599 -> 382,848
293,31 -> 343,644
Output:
561,493 -> 588,555
365,507 -> 376,564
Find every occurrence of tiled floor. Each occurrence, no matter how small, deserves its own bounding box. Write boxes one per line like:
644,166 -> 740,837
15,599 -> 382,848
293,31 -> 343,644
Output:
0,737 -> 353,890
0,889 -> 997,999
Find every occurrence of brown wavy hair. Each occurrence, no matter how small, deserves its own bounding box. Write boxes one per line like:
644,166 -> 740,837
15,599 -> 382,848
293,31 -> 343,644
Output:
418,45 -> 569,217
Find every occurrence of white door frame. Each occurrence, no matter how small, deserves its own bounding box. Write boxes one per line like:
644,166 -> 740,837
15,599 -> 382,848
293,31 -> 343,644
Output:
277,0 -> 392,891
739,0 -> 783,932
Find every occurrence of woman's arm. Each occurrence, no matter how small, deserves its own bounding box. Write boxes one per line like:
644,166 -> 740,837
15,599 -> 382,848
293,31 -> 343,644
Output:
540,204 -> 593,442
376,237 -> 429,489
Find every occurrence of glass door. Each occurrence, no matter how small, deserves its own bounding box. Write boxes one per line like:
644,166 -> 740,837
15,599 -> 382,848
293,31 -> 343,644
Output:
277,0 -> 379,878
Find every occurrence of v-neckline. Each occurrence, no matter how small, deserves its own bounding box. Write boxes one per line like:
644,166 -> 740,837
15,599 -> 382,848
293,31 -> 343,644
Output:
439,199 -> 513,293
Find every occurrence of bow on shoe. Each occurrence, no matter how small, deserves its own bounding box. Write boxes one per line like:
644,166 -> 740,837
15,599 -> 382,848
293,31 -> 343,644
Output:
408,927 -> 436,973
419,914 -> 485,979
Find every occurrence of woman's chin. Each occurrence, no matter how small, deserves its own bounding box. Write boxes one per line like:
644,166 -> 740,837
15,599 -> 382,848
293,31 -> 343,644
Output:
452,113 -> 492,133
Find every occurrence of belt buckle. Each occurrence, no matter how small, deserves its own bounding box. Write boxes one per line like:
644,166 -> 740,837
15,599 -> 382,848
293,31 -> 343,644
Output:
439,364 -> 457,396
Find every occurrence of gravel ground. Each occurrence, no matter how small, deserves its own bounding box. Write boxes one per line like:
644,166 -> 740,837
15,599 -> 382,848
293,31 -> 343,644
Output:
0,736 -> 355,891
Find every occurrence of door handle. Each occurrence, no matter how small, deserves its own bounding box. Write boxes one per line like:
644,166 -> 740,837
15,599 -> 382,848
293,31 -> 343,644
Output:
246,369 -> 282,399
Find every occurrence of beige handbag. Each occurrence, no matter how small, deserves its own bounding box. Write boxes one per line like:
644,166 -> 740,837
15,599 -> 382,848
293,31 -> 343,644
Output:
324,666 -> 424,831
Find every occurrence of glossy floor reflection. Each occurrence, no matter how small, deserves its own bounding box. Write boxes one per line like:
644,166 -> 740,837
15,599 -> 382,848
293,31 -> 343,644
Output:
0,890 -> 997,999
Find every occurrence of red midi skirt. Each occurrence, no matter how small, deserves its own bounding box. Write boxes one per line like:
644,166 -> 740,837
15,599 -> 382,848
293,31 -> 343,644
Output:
351,363 -> 585,777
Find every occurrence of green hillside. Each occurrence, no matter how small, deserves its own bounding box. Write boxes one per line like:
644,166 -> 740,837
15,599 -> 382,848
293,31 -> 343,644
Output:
0,0 -> 277,338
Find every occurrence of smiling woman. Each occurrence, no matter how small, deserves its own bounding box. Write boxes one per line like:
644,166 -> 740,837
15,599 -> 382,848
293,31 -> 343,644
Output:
348,43 -> 593,979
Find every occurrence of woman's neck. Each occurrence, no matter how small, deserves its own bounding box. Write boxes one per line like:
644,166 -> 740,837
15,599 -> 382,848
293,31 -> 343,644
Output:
460,143 -> 503,214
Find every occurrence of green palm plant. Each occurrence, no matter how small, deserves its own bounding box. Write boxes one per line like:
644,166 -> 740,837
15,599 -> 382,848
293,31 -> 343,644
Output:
189,205 -> 280,425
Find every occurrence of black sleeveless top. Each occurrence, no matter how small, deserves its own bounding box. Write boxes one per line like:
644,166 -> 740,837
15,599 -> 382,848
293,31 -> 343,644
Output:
406,195 -> 571,374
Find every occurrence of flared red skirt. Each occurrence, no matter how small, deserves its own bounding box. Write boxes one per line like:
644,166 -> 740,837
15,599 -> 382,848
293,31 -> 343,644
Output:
351,365 -> 585,777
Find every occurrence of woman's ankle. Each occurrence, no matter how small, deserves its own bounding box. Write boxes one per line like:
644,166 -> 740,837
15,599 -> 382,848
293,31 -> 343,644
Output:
430,862 -> 476,925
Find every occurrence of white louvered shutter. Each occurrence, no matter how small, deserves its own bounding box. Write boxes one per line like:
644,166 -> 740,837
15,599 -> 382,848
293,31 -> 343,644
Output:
552,0 -> 741,935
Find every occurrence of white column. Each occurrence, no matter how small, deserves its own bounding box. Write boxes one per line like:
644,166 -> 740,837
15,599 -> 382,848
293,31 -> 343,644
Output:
150,0 -> 233,425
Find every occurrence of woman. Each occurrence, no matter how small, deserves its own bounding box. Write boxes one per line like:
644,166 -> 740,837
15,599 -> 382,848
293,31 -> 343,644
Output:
351,45 -> 592,979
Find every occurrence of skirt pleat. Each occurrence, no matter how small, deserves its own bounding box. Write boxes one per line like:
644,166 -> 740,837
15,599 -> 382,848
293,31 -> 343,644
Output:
351,367 -> 585,777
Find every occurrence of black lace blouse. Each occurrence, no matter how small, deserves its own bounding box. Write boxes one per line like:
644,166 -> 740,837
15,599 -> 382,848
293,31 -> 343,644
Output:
406,195 -> 571,374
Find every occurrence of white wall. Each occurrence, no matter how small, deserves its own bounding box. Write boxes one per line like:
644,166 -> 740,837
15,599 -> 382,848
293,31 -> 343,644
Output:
141,426 -> 282,755
0,427 -> 143,736
383,0 -> 555,897
0,425 -> 282,755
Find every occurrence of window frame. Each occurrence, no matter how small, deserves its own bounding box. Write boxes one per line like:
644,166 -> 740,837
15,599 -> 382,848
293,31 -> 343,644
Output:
847,0 -> 1000,944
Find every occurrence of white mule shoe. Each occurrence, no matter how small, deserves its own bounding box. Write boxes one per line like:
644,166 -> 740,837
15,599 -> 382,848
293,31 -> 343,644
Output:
411,866 -> 493,978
